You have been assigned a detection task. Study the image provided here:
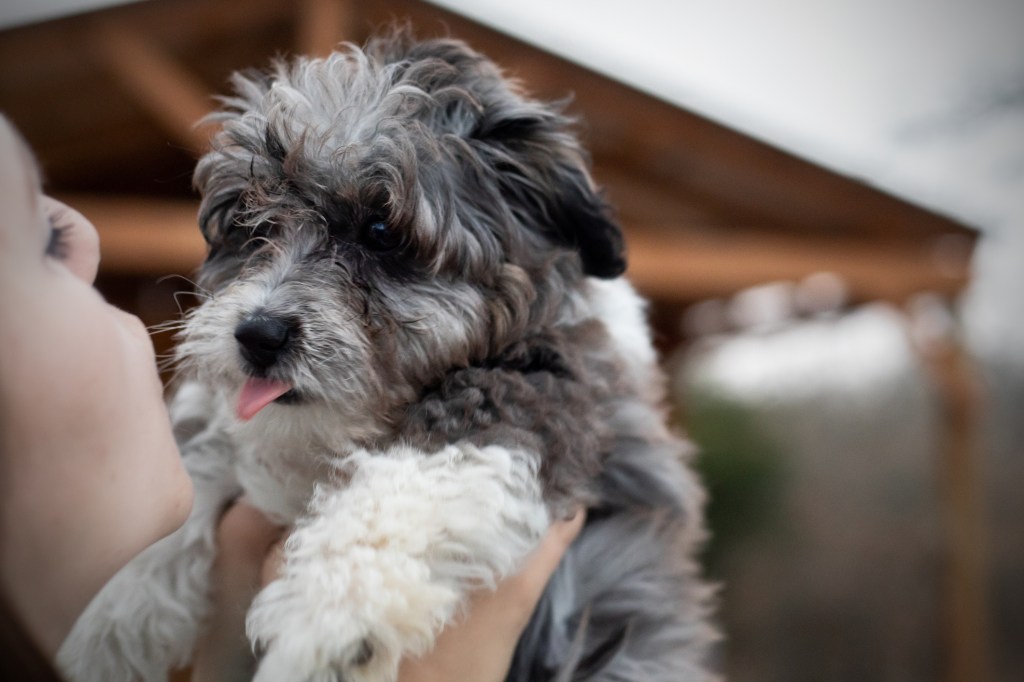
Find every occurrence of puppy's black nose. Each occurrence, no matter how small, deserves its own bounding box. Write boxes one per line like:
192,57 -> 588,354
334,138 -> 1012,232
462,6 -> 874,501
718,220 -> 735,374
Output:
235,313 -> 294,369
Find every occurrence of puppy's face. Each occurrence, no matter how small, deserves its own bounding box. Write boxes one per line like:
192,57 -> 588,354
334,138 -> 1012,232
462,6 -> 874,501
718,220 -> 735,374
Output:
179,36 -> 625,436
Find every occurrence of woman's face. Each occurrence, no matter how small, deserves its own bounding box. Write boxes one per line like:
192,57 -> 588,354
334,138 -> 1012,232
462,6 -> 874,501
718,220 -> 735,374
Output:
0,118 -> 193,655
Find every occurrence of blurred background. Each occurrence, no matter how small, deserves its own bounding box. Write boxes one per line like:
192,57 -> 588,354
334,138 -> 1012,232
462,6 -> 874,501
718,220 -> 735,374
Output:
1,1 -> 1020,680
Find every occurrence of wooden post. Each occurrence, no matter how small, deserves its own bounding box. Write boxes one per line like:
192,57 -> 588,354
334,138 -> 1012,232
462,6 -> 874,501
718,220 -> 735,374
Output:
910,297 -> 991,682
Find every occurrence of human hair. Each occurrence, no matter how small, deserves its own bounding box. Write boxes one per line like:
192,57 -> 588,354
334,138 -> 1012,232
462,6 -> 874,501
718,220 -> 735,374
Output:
0,594 -> 65,681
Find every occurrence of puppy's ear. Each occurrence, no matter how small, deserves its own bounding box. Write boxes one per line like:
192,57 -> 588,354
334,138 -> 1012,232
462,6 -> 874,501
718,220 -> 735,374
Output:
536,159 -> 626,279
373,34 -> 624,276
476,110 -> 627,279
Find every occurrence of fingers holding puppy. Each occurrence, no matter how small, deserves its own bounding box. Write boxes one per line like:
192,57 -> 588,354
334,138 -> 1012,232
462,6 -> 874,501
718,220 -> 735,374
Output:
192,503 -> 585,682
190,503 -> 285,682
397,508 -> 586,682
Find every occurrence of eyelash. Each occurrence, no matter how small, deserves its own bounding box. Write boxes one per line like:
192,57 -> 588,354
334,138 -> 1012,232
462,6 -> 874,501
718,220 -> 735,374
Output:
46,217 -> 73,260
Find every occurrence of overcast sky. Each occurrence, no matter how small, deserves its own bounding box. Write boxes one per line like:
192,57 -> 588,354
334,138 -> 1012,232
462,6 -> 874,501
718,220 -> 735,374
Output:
430,0 -> 1024,230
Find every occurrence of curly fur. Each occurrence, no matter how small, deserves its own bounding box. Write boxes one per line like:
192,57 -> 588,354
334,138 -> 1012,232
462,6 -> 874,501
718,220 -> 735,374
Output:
58,31 -> 717,682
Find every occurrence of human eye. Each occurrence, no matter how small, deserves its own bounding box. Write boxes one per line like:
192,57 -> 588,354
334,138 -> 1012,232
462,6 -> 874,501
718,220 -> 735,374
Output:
45,211 -> 73,260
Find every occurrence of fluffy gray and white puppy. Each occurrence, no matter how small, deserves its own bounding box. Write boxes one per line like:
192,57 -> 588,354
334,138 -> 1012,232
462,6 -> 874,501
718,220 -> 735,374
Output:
58,34 -> 717,682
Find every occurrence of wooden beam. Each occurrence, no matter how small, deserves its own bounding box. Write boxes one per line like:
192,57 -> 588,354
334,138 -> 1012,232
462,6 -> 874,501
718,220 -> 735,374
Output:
61,195 -> 971,309
298,0 -> 354,58
624,225 -> 971,305
61,195 -> 206,275
594,163 -> 719,226
910,307 -> 992,682
86,19 -> 216,154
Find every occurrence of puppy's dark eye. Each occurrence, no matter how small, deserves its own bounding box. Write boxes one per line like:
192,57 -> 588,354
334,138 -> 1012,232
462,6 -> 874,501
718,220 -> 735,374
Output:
363,220 -> 402,252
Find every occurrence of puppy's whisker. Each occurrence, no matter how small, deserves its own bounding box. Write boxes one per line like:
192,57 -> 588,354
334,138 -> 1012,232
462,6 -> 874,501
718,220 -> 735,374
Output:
157,273 -> 210,295
155,347 -> 188,375
147,320 -> 189,338
171,288 -> 212,311
310,346 -> 349,373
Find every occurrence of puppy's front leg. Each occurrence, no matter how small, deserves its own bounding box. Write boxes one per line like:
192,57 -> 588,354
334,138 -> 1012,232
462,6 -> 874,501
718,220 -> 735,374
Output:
58,382 -> 241,682
247,443 -> 550,682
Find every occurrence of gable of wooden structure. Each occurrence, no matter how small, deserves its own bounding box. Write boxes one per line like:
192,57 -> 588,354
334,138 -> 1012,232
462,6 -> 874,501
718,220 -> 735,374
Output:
0,0 -> 975,310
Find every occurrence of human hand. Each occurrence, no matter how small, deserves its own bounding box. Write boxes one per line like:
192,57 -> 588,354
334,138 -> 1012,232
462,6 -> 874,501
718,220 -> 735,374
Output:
397,508 -> 586,682
189,502 -> 585,682
188,503 -> 285,682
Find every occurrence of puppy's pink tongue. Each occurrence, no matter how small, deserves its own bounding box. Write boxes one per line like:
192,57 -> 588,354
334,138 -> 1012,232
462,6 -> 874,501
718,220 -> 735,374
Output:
236,378 -> 292,421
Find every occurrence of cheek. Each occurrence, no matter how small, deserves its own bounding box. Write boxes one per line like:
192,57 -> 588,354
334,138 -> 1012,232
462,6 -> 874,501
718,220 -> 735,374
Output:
1,274 -> 190,571
81,318 -> 192,538
63,305 -> 186,518
1,320 -> 189,563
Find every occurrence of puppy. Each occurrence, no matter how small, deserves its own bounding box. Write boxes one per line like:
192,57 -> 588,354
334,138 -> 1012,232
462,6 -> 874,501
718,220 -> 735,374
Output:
59,33 -> 717,682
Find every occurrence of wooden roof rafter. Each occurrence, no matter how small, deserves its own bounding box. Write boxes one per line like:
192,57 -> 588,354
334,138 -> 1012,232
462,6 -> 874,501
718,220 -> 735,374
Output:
88,17 -> 215,153
79,0 -> 357,156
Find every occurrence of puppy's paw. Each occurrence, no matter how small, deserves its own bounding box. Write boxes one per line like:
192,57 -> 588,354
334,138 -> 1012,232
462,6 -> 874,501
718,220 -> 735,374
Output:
58,539 -> 212,682
252,628 -> 380,682
246,512 -> 459,682
247,560 -> 452,682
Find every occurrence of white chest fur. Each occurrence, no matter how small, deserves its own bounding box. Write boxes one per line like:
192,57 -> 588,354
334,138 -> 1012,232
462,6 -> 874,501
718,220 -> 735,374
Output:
229,402 -> 355,524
